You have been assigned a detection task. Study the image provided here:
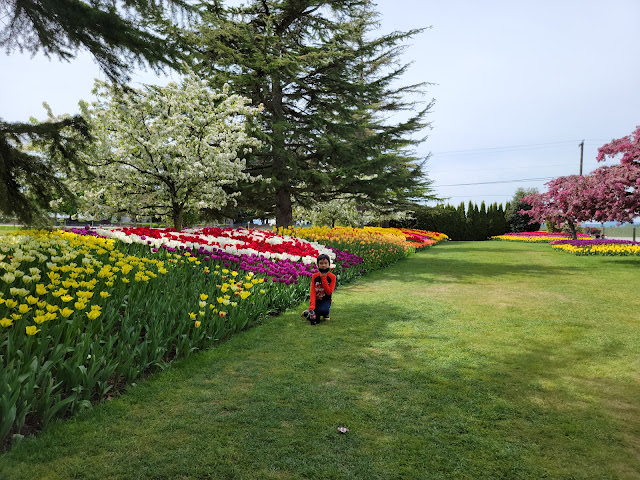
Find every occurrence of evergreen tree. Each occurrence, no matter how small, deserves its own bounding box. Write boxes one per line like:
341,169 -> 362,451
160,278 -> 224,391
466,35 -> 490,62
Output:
192,0 -> 435,226
1,0 -> 191,83
456,202 -> 467,240
506,187 -> 540,232
1,0 -> 193,224
0,112 -> 90,226
477,201 -> 489,240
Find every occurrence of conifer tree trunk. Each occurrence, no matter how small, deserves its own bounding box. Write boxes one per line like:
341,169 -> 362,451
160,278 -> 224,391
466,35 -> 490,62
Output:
271,73 -> 294,227
275,187 -> 293,227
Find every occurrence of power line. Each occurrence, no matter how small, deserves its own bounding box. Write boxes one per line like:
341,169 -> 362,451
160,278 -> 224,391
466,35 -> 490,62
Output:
436,177 -> 555,187
428,161 -> 600,175
430,139 -> 608,157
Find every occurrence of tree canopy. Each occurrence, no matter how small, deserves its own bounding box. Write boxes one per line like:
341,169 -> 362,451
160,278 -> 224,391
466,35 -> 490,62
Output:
523,126 -> 640,237
1,0 -> 193,225
75,77 -> 262,230
0,112 -> 90,226
505,187 -> 540,233
1,0 -> 192,82
192,0 -> 436,226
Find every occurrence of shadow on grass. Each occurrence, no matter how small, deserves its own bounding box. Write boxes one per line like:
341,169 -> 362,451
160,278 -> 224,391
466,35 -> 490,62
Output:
330,298 -> 639,478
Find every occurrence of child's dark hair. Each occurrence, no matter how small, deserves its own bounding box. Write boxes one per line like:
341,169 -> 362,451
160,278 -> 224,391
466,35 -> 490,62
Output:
316,254 -> 331,265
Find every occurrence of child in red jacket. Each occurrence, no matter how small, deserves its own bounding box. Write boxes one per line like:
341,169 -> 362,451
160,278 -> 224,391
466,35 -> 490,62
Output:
302,254 -> 336,325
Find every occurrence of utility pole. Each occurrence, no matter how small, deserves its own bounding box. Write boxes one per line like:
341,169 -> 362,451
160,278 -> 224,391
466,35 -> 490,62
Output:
579,140 -> 584,175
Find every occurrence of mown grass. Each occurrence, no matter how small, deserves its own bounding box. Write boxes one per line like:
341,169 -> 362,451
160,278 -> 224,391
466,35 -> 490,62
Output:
1,241 -> 639,479
601,225 -> 638,239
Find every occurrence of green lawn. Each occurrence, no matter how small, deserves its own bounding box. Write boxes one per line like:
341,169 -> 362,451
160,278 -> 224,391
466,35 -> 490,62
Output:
601,225 -> 639,239
1,241 -> 639,479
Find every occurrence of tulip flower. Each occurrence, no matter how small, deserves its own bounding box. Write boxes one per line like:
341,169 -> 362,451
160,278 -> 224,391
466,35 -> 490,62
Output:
25,325 -> 40,335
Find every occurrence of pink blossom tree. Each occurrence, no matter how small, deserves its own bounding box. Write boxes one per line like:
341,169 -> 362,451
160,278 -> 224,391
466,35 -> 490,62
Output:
591,125 -> 640,222
522,126 -> 640,237
522,175 -> 597,239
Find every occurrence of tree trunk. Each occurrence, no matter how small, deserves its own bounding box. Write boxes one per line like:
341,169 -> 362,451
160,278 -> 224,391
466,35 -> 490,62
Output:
275,186 -> 293,227
567,220 -> 577,240
172,204 -> 183,231
272,73 -> 294,228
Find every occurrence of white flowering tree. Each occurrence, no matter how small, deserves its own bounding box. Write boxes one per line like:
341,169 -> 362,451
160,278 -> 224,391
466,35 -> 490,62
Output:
77,76 -> 262,230
294,196 -> 412,228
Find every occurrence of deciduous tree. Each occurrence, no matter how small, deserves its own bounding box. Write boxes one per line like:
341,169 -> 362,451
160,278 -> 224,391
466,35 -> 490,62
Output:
591,125 -> 640,222
522,175 -> 596,240
76,77 -> 262,230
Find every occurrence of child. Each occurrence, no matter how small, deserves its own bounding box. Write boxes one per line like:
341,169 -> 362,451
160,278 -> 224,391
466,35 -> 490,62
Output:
302,253 -> 336,325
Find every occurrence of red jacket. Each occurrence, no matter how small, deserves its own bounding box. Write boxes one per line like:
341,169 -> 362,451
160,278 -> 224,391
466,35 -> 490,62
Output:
309,272 -> 336,310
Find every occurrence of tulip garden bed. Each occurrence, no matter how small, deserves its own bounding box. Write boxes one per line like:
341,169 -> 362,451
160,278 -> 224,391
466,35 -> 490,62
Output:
492,231 -> 640,256
0,225 -> 447,448
491,231 -> 591,243
1,240 -> 639,479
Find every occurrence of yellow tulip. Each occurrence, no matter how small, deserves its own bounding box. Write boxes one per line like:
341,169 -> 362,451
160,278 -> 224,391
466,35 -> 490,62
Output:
0,318 -> 13,328
188,312 -> 197,319
26,295 -> 39,305
60,307 -> 74,318
4,299 -> 18,308
74,301 -> 87,310
194,320 -> 201,328
200,294 -> 209,301
86,310 -> 101,320
199,300 -> 207,308
11,313 -> 22,321
18,304 -> 31,314
37,300 -> 47,308
46,304 -> 59,312
25,325 -> 40,335
61,295 -> 73,302
99,291 -> 111,298
199,310 -> 205,316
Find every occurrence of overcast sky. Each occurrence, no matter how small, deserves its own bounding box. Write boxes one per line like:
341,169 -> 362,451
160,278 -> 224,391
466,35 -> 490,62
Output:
2,0 -> 639,208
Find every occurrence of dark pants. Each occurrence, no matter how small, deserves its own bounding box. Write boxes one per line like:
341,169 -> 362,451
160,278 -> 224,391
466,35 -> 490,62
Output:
315,300 -> 331,319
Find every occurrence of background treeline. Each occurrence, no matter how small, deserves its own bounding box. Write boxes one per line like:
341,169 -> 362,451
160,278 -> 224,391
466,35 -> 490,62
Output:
392,201 -> 515,240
